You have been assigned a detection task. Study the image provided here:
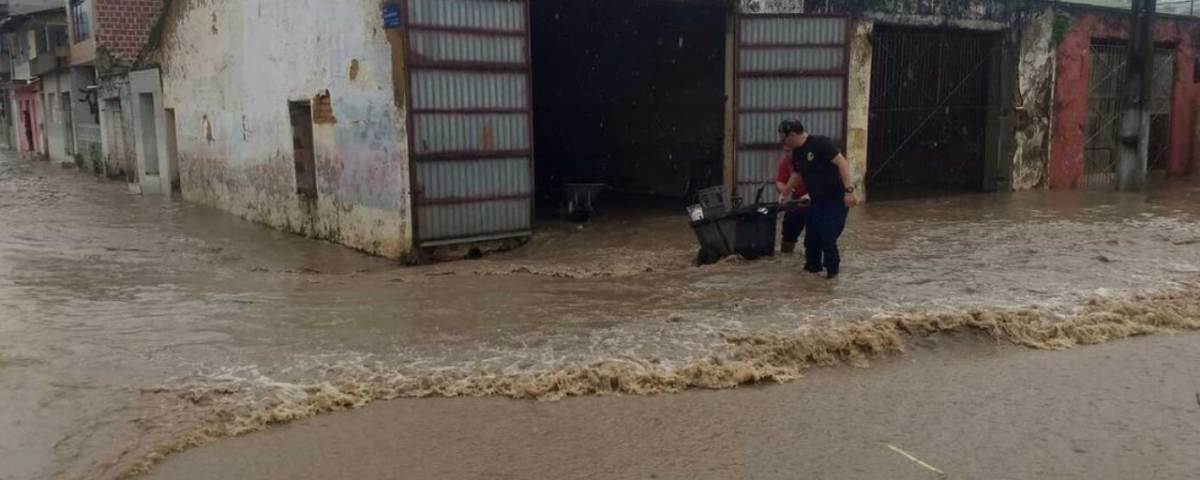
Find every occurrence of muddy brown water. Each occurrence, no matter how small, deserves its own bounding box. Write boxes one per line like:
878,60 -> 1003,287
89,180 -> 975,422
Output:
2,153 -> 1200,479
141,333 -> 1200,480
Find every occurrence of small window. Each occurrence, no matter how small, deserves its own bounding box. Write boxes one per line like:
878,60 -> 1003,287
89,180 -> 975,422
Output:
71,0 -> 91,43
289,101 -> 317,197
48,26 -> 68,50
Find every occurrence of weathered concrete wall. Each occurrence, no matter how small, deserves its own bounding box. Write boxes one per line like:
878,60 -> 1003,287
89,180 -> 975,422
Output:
741,0 -> 1057,192
40,67 -> 105,172
70,67 -> 103,173
157,0 -> 410,258
40,70 -> 73,166
72,67 -> 104,172
98,73 -> 137,181
130,68 -> 173,194
846,19 -> 872,196
1011,8 -> 1057,191
1051,11 -> 1200,188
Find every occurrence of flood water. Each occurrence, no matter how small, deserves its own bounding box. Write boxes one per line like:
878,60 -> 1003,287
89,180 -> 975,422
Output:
3,153 -> 1200,480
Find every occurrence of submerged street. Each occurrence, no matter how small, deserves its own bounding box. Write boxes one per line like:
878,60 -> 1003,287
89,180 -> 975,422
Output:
143,332 -> 1200,480
3,153 -> 1200,480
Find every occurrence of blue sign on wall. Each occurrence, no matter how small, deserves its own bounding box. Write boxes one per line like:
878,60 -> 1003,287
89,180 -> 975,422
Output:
382,3 -> 402,29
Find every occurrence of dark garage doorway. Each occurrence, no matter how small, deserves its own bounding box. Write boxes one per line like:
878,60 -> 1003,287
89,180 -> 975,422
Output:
866,25 -> 1000,199
530,0 -> 728,216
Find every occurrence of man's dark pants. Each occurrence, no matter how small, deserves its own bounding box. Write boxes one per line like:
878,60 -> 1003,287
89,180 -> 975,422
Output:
803,200 -> 849,275
781,209 -> 806,250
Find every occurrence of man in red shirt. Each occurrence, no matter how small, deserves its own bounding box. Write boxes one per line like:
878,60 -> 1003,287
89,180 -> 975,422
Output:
775,147 -> 809,254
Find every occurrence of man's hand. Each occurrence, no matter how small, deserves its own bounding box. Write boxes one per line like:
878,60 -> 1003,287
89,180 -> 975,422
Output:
844,192 -> 859,208
779,193 -> 790,205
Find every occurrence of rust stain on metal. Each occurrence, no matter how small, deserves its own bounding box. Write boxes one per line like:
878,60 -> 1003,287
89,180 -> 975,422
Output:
313,90 -> 337,124
480,123 -> 496,153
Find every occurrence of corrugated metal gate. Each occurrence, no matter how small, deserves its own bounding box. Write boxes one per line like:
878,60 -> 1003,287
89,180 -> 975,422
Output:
734,15 -> 849,198
404,0 -> 533,246
1082,45 -> 1176,188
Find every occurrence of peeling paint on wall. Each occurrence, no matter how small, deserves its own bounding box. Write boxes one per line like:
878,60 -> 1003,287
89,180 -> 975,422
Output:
99,75 -> 139,180
1011,8 -> 1056,190
847,19 -> 873,197
158,0 -> 410,259
1051,11 -> 1200,187
741,0 -> 1057,192
313,90 -> 337,125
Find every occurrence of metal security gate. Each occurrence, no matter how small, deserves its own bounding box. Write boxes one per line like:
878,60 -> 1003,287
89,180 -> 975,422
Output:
866,27 -> 998,193
1082,44 -> 1176,188
404,0 -> 533,246
734,15 -> 849,197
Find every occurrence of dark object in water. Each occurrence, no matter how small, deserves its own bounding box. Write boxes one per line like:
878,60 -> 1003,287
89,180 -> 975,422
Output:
697,186 -> 727,218
691,204 -> 780,266
561,183 -> 604,224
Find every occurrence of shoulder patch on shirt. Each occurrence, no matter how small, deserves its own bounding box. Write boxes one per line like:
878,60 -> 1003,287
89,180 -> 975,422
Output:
806,152 -> 814,162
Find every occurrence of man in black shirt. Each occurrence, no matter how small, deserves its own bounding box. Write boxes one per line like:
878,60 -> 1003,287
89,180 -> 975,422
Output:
776,119 -> 858,279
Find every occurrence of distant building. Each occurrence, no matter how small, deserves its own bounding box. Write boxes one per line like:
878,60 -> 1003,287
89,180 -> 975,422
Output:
0,0 -> 162,188
67,0 -> 163,186
0,0 -> 64,16
53,0 -> 1200,260
0,5 -> 67,158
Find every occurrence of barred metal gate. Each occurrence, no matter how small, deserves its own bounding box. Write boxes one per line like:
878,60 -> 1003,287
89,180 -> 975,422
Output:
403,0 -> 534,246
1082,45 -> 1176,188
734,15 -> 849,197
865,28 -> 999,193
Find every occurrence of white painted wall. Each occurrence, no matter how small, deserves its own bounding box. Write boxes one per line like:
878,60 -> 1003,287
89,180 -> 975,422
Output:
98,74 -> 137,183
130,68 -> 169,195
40,69 -> 72,166
69,67 -> 102,170
159,0 -> 410,258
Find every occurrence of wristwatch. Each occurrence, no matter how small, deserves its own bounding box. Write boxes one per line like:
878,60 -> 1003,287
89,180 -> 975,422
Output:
845,186 -> 856,194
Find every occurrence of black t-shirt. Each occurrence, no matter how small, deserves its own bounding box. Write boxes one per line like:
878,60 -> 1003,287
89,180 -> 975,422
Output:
791,135 -> 844,201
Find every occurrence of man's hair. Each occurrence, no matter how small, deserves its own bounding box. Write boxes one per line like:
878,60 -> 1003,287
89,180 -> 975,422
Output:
778,119 -> 806,136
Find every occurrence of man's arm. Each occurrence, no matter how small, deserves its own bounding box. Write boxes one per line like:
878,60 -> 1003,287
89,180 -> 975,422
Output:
778,171 -> 801,204
832,154 -> 858,208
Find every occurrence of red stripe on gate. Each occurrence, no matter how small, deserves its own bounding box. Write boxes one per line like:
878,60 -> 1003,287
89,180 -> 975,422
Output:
403,0 -> 535,246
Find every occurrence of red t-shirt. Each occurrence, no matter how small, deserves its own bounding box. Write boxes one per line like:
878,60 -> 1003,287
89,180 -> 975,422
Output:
777,155 -> 808,208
